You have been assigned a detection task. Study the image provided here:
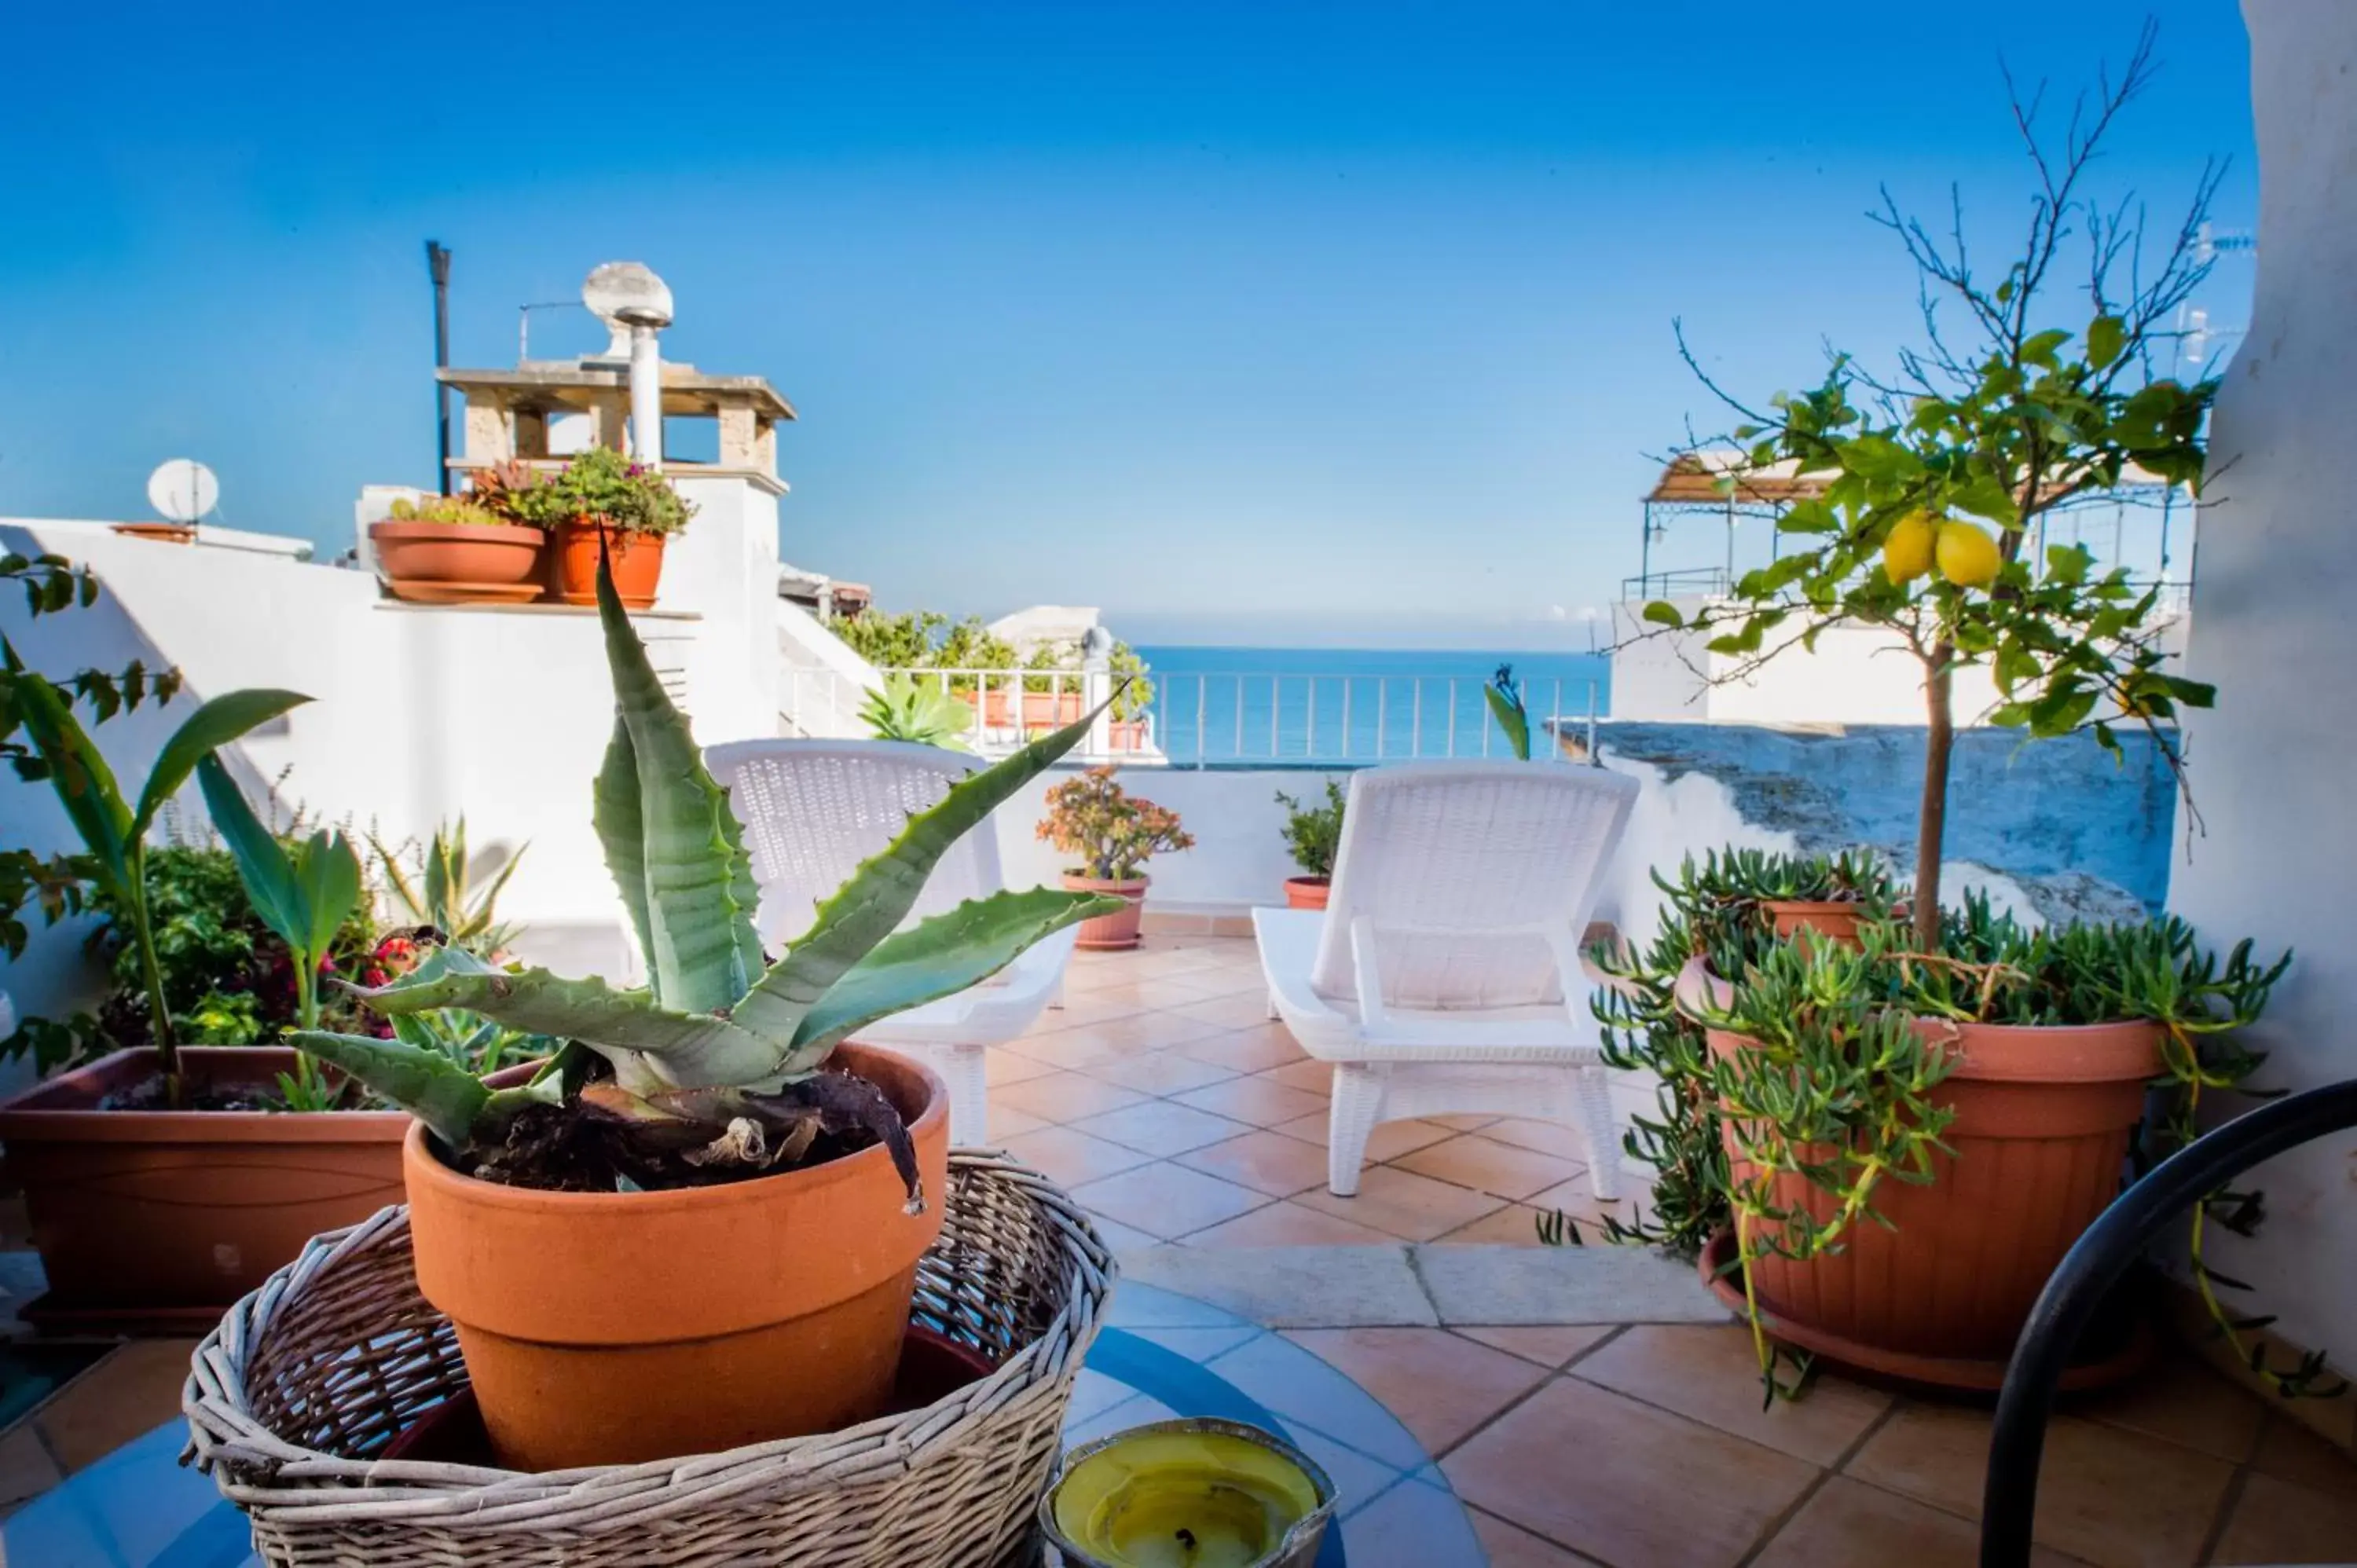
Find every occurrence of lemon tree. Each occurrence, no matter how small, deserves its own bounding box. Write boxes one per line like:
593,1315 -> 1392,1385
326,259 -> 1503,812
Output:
1643,30 -> 2220,945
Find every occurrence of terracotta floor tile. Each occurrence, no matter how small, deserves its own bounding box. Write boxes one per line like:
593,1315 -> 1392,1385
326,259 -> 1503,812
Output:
0,1422 -> 62,1517
1182,1200 -> 1399,1247
1170,1025 -> 1310,1074
2073,1350 -> 2268,1464
1271,1112 -> 1457,1160
1424,1112 -> 1501,1131
1471,1508 -> 1611,1566
1017,988 -> 1146,1028
1170,991 -> 1281,1030
1453,1324 -> 1619,1368
1752,1475 -> 2085,1568
982,1048 -> 1059,1087
1003,1024 -> 1159,1070
1069,1100 -> 1252,1157
1256,1058 -> 1335,1097
1175,1130 -> 1333,1197
1572,1324 -> 1891,1467
988,1071 -> 1147,1125
1443,1376 -> 1820,1568
2249,1412 -> 2357,1494
1429,1203 -> 1553,1245
1526,1168 -> 1643,1234
1173,1074 -> 1331,1129
2210,1470 -> 2357,1565
995,1125 -> 1156,1188
1284,1328 -> 1549,1453
1079,1049 -> 1239,1097
981,1103 -> 1053,1141
1296,1166 -> 1506,1242
35,1339 -> 201,1473
1392,1134 -> 1586,1201
1479,1117 -> 1597,1162
1082,1213 -> 1165,1253
1069,1163 -> 1267,1240
1845,1404 -> 2233,1568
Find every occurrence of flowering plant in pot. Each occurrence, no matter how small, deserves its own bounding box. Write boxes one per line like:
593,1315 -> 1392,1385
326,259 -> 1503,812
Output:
290,548 -> 1118,1471
368,493 -> 546,605
1274,779 -> 1345,911
512,445 -> 695,609
1036,765 -> 1193,951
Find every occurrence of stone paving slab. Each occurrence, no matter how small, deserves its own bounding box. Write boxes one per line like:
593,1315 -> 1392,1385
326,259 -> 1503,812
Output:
1118,1244 -> 1439,1327
1410,1243 -> 1731,1326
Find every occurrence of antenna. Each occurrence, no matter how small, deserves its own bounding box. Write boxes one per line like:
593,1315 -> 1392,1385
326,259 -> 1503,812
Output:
146,459 -> 220,525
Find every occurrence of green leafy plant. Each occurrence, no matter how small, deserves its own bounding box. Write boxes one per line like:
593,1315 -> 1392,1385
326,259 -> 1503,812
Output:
1036,766 -> 1193,881
511,446 -> 694,537
4,612 -> 306,1096
293,551 -> 1119,1193
1274,780 -> 1346,880
1640,33 -> 2220,947
832,609 -> 1156,722
371,819 -> 526,958
1715,847 -> 1901,908
0,552 -> 182,962
859,672 -> 975,752
197,759 -> 365,1109
1483,664 -> 1531,760
386,497 -> 511,529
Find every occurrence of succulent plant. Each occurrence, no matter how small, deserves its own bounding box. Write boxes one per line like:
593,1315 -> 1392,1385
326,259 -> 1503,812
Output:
295,550 -> 1120,1196
859,672 -> 976,752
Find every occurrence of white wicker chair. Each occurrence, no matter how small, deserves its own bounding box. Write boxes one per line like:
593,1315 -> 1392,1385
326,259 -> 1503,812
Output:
702,738 -> 1074,1146
1252,760 -> 1640,1198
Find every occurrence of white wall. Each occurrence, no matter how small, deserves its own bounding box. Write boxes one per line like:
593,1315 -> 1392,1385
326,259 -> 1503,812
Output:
0,487 -> 790,1022
2163,0 -> 2357,1379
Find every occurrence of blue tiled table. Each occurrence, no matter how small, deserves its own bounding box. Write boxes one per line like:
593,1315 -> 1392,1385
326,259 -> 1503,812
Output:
6,1283 -> 1479,1567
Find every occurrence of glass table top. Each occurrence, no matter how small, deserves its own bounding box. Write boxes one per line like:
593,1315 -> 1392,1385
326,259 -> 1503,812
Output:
5,1283 -> 1480,1567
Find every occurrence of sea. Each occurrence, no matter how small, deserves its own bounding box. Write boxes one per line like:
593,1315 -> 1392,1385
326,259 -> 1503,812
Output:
1131,645 -> 1612,766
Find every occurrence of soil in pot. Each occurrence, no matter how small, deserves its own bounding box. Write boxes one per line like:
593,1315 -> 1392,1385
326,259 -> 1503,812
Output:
369,520 -> 546,602
0,1047 -> 410,1332
1064,873 -> 1148,951
552,518 -> 665,609
1284,877 -> 1331,912
1703,1016 -> 2161,1378
401,1042 -> 951,1471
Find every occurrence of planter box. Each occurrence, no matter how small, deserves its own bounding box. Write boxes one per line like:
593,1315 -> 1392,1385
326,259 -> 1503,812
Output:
0,1046 -> 409,1333
369,520 -> 547,605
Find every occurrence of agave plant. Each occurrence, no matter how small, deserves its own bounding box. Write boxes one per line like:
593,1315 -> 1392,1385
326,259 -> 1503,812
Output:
860,671 -> 975,752
295,551 -> 1120,1197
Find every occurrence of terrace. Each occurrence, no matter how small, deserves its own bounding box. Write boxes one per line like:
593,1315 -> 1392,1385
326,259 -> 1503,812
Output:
3,16 -> 2357,1568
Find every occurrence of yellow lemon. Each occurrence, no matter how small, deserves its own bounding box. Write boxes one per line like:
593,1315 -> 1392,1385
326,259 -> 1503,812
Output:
1935,520 -> 2001,588
1882,511 -> 1938,584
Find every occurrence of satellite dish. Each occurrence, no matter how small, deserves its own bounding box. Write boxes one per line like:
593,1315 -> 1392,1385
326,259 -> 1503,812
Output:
582,262 -> 674,333
147,459 -> 219,525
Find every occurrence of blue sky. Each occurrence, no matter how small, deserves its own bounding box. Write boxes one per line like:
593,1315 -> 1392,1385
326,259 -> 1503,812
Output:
1,2 -> 2256,646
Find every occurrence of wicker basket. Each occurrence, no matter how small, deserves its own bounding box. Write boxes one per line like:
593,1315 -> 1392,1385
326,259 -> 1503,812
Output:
185,1151 -> 1113,1567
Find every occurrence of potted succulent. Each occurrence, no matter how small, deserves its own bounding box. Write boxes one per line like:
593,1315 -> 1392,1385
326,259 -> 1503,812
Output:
514,445 -> 695,609
1721,847 -> 1902,948
1583,853 -> 2300,1398
291,550 -> 1116,1471
860,672 -> 976,751
1036,765 -> 1193,951
0,647 -> 416,1328
368,493 -> 546,605
1274,779 -> 1345,910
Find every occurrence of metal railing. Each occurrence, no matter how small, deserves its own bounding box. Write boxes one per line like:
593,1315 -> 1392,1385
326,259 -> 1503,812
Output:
1149,672 -> 1604,768
783,667 -> 1160,758
1620,566 -> 1733,603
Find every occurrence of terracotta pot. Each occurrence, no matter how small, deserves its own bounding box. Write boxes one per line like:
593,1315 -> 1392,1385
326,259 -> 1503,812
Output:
1108,718 -> 1148,753
551,518 -> 666,610
108,522 -> 196,544
1063,874 -> 1149,951
402,1042 -> 950,1471
1284,876 -> 1332,911
0,1047 -> 409,1332
369,520 -> 548,603
1702,1015 -> 2161,1375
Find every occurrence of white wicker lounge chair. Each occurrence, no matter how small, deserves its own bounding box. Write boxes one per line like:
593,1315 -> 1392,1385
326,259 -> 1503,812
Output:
1252,760 -> 1640,1198
702,738 -> 1074,1146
